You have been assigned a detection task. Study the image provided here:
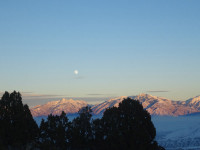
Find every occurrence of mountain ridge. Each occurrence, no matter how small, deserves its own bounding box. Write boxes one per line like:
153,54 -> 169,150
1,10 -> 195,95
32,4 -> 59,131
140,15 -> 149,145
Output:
30,94 -> 200,117
31,98 -> 87,117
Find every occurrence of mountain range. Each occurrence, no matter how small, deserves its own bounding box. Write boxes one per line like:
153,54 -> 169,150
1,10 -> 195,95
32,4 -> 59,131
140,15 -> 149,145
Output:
31,98 -> 87,117
30,94 -> 200,117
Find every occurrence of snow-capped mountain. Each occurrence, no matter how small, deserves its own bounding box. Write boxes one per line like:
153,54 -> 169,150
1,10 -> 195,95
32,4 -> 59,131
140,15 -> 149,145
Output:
92,94 -> 200,116
31,98 -> 87,117
31,94 -> 200,117
91,96 -> 128,115
185,95 -> 200,109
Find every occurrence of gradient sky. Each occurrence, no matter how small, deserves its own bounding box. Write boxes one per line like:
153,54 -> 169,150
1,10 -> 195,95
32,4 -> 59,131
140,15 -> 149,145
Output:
0,0 -> 200,106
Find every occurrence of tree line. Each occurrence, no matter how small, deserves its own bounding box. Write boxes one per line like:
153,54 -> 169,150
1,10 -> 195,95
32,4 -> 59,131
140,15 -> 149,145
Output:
0,91 -> 165,150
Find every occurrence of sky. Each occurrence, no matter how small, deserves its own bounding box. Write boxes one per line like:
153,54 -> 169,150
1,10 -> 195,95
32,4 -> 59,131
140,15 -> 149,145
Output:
0,0 -> 200,106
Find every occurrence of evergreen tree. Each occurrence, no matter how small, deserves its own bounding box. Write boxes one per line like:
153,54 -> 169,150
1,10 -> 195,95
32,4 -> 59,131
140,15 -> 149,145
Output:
100,97 -> 164,150
56,111 -> 70,149
71,106 -> 93,150
91,118 -> 104,150
39,118 -> 49,148
39,111 -> 70,150
0,91 -> 39,149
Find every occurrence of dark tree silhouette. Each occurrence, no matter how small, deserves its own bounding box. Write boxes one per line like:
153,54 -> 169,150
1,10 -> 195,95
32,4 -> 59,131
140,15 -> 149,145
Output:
0,91 -> 39,149
71,106 -> 93,150
91,118 -> 105,150
99,97 -> 164,150
39,111 -> 70,150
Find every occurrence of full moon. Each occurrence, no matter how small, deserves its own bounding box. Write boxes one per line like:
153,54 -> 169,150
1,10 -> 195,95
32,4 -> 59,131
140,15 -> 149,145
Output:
74,70 -> 79,75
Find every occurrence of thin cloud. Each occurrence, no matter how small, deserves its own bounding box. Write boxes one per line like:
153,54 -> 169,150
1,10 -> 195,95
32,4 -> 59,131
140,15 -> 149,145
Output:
146,90 -> 169,93
87,93 -> 117,97
21,92 -> 33,94
0,91 -> 33,97
0,91 -> 33,94
0,91 -> 66,100
87,94 -> 105,96
23,94 -> 66,99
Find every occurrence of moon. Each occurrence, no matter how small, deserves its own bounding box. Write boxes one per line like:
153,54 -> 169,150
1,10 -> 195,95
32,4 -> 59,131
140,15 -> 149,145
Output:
74,70 -> 79,75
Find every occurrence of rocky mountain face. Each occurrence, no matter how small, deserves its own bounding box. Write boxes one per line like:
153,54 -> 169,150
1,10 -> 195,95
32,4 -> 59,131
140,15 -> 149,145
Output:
92,94 -> 200,116
31,98 -> 87,117
185,95 -> 200,109
31,94 -> 200,117
91,96 -> 128,115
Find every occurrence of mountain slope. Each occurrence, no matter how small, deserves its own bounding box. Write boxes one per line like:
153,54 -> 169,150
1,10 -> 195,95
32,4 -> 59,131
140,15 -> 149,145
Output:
31,98 -> 87,117
152,116 -> 200,149
31,94 -> 200,117
91,96 -> 128,115
185,95 -> 200,109
92,94 -> 200,116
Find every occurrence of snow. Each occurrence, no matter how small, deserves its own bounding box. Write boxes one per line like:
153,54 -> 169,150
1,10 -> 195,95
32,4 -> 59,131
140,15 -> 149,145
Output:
31,98 -> 88,117
31,94 -> 200,117
152,115 -> 200,150
92,94 -> 200,116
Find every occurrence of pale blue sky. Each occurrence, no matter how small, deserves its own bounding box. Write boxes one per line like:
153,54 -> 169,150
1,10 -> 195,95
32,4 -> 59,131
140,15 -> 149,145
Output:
0,0 -> 200,106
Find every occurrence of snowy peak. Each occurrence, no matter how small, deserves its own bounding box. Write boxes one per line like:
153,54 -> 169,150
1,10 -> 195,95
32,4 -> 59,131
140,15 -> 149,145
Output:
92,94 -> 200,116
186,95 -> 200,104
31,94 -> 200,117
132,93 -> 169,102
107,96 -> 128,102
31,98 -> 88,117
58,98 -> 86,105
185,96 -> 200,109
138,93 -> 158,99
91,96 -> 128,115
60,98 -> 69,103
136,93 -> 170,101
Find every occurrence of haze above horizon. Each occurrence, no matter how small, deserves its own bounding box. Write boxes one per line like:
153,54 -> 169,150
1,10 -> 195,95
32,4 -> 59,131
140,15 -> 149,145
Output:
0,0 -> 200,106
